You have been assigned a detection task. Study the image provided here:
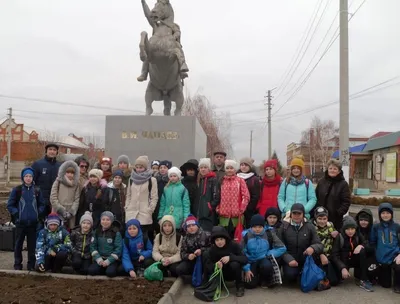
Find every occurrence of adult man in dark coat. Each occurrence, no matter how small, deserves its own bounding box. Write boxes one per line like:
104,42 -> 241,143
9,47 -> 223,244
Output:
31,143 -> 62,217
212,151 -> 227,182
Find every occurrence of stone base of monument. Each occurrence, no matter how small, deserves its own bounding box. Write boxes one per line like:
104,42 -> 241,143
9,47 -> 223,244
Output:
105,116 -> 207,166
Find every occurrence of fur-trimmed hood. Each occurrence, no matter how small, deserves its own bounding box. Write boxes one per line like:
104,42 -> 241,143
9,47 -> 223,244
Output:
112,164 -> 133,177
57,160 -> 80,187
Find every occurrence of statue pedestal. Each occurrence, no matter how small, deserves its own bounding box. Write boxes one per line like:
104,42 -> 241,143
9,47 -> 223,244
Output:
105,116 -> 207,166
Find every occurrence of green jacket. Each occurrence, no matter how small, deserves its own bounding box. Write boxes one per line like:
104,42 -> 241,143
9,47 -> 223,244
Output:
90,225 -> 122,265
158,181 -> 190,228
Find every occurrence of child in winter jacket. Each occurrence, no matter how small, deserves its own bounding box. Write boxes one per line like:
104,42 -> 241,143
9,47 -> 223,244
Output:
100,157 -> 113,182
152,215 -> 182,277
217,160 -> 250,238
370,203 -> 400,292
176,215 -> 210,276
278,204 -> 323,284
237,157 -> 260,229
180,159 -> 199,215
153,160 -> 172,236
257,159 -> 282,218
113,154 -> 132,187
355,208 -> 378,282
70,212 -> 93,275
242,214 -> 286,289
331,216 -> 374,292
7,167 -> 45,271
278,156 -> 316,219
158,167 -> 190,229
151,160 -> 160,176
76,169 -> 108,228
88,211 -> 122,277
125,156 -> 158,238
265,207 -> 282,231
35,213 -> 71,273
107,170 -> 126,227
205,226 -> 248,297
313,207 -> 340,286
193,158 -> 220,232
121,219 -> 154,278
50,160 -> 80,229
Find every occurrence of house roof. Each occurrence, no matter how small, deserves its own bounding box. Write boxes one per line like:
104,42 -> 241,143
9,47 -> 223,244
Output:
364,131 -> 400,151
56,135 -> 89,149
332,143 -> 367,158
369,131 -> 392,139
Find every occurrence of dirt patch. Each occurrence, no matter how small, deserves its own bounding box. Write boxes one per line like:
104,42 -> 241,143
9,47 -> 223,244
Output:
0,273 -> 172,304
0,203 -> 10,225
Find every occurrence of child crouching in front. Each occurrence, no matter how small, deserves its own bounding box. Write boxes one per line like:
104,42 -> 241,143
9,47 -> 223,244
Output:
70,211 -> 93,275
35,213 -> 71,273
176,215 -> 210,277
88,211 -> 122,277
152,215 -> 182,277
205,226 -> 248,297
121,219 -> 153,278
331,216 -> 373,292
313,207 -> 339,286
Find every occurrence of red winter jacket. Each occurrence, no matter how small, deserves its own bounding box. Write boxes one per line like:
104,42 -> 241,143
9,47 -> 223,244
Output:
256,175 -> 282,217
217,175 -> 250,218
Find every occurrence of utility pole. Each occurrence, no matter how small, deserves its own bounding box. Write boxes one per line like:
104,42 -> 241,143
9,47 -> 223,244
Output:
6,107 -> 12,186
339,0 -> 350,182
249,130 -> 253,158
265,88 -> 276,159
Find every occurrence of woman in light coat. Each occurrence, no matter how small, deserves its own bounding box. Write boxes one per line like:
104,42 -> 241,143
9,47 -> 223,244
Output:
50,160 -> 80,228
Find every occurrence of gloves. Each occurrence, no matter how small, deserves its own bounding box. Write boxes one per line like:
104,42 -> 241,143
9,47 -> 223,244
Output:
38,263 -> 45,272
96,258 -> 104,266
63,212 -> 72,220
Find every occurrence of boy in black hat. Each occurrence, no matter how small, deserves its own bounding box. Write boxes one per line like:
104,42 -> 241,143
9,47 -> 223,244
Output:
180,159 -> 199,215
265,207 -> 282,231
204,226 -> 248,297
331,216 -> 374,292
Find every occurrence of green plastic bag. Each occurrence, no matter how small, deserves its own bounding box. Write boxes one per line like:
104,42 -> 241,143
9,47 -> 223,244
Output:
144,261 -> 163,281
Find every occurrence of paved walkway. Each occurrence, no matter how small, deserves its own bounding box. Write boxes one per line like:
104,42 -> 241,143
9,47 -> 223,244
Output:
176,281 -> 399,304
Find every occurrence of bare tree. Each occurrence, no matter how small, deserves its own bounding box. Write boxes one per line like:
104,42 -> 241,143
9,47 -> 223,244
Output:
25,130 -> 62,165
182,92 -> 233,157
301,116 -> 338,173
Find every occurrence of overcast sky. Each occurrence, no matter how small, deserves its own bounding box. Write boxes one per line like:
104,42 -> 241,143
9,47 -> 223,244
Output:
0,0 -> 399,165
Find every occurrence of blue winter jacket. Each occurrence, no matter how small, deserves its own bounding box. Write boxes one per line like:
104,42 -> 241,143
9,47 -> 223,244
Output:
7,168 -> 45,226
370,203 -> 400,264
31,156 -> 61,204
35,226 -> 71,264
241,228 -> 286,272
122,219 -> 153,272
278,178 -> 317,219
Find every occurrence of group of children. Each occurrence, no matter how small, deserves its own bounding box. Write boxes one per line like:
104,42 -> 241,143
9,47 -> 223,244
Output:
6,153 -> 400,298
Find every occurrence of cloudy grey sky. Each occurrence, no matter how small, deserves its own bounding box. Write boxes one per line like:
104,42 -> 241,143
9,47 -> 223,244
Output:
0,0 -> 399,164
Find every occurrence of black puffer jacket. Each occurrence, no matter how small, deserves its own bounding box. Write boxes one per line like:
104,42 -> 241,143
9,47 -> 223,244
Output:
237,171 -> 260,228
182,176 -> 198,215
355,208 -> 375,255
70,226 -> 93,260
278,220 -> 323,264
315,171 -> 351,230
76,182 -> 108,228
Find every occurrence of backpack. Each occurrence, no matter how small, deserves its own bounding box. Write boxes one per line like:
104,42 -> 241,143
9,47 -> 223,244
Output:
159,232 -> 181,247
243,229 -> 274,249
284,178 -> 310,202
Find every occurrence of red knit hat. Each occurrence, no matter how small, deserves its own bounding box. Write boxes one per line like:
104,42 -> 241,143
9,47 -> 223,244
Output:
264,159 -> 278,170
184,214 -> 199,228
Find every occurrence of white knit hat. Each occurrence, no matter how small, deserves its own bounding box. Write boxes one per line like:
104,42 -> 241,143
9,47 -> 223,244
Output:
168,166 -> 182,179
89,169 -> 103,180
199,158 -> 211,168
225,159 -> 239,171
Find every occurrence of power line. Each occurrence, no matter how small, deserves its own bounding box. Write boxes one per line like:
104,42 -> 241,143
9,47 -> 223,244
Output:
273,0 -> 368,116
274,0 -> 323,97
276,0 -> 332,99
0,93 -> 145,114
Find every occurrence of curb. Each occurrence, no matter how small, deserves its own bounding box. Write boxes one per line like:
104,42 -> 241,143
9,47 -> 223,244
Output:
0,269 -> 175,282
157,277 -> 183,304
